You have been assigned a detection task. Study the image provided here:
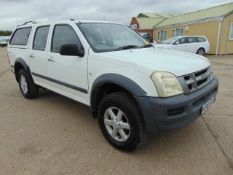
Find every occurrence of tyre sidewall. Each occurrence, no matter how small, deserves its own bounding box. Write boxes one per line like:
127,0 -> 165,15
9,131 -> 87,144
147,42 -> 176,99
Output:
197,48 -> 205,55
18,69 -> 38,98
98,93 -> 141,151
18,70 -> 30,97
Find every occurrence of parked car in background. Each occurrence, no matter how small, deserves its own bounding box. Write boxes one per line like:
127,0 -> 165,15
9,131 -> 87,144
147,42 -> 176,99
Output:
140,32 -> 153,43
155,36 -> 210,55
0,36 -> 10,47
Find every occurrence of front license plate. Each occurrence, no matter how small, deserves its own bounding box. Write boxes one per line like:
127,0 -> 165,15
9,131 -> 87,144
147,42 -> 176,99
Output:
201,97 -> 216,115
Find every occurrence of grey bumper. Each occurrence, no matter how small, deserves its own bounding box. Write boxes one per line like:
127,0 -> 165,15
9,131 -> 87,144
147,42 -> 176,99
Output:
135,77 -> 218,133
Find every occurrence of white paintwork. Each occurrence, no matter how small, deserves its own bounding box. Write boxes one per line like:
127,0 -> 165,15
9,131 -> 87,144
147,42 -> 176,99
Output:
28,25 -> 48,79
7,20 -> 211,106
155,36 -> 210,54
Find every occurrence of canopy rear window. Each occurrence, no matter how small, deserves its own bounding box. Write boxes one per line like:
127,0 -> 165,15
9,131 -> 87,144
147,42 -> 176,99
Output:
10,27 -> 32,46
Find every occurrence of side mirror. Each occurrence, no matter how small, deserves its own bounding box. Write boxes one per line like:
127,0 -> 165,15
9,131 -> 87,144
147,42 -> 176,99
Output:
173,41 -> 179,45
60,44 -> 85,57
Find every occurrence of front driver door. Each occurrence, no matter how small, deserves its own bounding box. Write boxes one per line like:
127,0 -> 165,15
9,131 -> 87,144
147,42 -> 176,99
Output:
47,24 -> 88,104
186,37 -> 200,53
171,37 -> 188,52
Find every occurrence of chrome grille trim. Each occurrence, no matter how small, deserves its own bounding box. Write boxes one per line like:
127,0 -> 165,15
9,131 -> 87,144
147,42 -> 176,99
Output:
179,67 -> 213,94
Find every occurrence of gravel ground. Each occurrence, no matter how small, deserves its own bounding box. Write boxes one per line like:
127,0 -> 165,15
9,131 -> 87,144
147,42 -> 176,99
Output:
0,47 -> 233,175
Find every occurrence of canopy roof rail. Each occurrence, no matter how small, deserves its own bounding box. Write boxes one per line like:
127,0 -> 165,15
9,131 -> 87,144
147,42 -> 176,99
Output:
70,19 -> 81,23
17,21 -> 37,27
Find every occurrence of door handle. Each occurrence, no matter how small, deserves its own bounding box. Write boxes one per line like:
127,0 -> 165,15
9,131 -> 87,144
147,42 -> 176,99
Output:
48,57 -> 55,62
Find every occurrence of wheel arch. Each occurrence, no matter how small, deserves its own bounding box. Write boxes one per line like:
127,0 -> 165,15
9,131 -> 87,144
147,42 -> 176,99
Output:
14,58 -> 32,82
90,74 -> 147,118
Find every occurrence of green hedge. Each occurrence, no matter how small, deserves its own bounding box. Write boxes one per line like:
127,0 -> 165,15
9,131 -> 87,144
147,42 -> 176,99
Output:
0,31 -> 12,36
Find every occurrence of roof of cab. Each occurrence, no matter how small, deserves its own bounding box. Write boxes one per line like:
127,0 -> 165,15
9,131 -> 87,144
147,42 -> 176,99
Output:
16,19 -> 124,28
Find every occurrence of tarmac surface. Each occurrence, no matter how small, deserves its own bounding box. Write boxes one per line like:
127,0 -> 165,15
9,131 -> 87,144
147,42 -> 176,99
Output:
0,47 -> 233,175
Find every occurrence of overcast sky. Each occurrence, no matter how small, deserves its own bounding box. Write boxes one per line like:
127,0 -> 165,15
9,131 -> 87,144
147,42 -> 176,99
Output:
0,0 -> 232,30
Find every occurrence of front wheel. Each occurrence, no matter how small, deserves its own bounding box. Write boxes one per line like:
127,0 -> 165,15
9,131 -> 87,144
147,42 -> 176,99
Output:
196,48 -> 205,56
98,92 -> 147,151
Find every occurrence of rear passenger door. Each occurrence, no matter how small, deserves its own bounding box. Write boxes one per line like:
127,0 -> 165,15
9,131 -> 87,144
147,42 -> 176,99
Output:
186,37 -> 199,53
47,24 -> 88,104
29,25 -> 50,81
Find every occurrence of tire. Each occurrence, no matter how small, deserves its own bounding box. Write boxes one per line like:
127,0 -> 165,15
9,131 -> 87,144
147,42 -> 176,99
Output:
98,92 -> 147,151
196,48 -> 205,56
17,69 -> 39,99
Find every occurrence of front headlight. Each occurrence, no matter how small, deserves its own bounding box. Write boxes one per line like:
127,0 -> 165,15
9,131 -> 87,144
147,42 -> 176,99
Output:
151,71 -> 183,97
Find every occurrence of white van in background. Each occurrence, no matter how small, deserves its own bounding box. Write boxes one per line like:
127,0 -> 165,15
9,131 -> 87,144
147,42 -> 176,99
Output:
155,36 -> 210,55
0,36 -> 10,47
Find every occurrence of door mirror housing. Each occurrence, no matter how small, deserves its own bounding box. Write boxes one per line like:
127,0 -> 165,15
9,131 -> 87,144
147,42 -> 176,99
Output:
60,44 -> 84,57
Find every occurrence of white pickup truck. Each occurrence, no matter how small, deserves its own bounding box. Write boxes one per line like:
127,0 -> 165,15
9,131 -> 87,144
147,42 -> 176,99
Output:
7,20 -> 218,151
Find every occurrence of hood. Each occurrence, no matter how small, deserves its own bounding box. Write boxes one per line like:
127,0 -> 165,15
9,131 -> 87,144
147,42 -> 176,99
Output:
96,47 -> 210,77
154,44 -> 172,49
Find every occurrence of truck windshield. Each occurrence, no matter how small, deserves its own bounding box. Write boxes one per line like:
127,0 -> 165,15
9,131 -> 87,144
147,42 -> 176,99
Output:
77,23 -> 149,52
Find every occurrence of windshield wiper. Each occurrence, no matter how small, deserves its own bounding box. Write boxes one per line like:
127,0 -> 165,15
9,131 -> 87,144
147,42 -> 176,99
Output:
114,45 -> 139,51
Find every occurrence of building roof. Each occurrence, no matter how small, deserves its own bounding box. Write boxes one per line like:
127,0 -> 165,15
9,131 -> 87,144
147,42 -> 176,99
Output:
136,17 -> 165,30
135,13 -> 173,29
156,2 -> 233,28
137,13 -> 173,18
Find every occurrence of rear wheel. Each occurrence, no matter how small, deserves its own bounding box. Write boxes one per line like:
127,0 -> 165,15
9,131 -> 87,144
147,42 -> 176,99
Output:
18,69 -> 39,99
98,92 -> 147,151
196,48 -> 205,56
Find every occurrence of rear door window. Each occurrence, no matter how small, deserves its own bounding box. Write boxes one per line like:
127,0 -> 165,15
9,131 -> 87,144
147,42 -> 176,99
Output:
33,26 -> 50,51
177,37 -> 187,44
197,37 -> 206,42
187,37 -> 198,43
10,27 -> 32,45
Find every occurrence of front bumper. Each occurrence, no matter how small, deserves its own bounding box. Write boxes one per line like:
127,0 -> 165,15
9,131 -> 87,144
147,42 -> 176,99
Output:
136,77 -> 218,133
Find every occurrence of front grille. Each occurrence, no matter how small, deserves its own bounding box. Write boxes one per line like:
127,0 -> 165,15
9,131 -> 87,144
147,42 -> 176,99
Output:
182,67 -> 213,93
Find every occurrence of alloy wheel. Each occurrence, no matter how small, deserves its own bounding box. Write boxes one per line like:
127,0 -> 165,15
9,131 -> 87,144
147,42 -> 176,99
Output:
20,74 -> 28,94
104,107 -> 131,142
